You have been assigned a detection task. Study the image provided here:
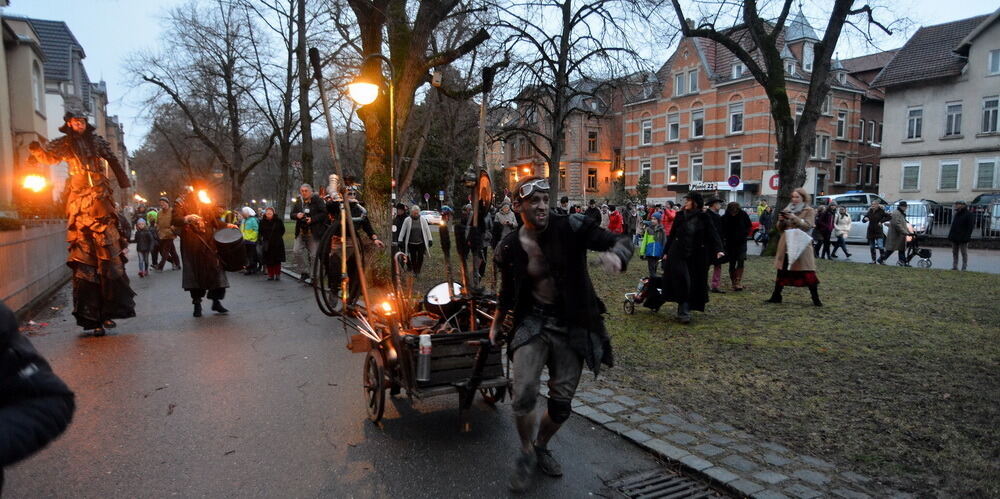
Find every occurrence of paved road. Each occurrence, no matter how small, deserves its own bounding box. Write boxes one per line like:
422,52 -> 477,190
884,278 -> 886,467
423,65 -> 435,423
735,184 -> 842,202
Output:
5,252 -> 668,498
751,241 -> 1000,274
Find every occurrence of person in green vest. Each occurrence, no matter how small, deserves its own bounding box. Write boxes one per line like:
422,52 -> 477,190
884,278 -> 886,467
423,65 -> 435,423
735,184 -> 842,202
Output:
240,207 -> 260,274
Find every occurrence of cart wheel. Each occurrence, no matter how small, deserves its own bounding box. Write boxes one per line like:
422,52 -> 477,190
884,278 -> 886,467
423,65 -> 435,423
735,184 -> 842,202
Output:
623,299 -> 635,315
480,386 -> 506,406
918,259 -> 932,269
363,350 -> 386,423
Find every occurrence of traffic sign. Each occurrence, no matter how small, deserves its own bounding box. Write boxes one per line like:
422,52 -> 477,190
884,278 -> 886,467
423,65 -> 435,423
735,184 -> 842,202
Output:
423,193 -> 430,201
769,174 -> 780,191
728,175 -> 741,188
438,190 -> 445,201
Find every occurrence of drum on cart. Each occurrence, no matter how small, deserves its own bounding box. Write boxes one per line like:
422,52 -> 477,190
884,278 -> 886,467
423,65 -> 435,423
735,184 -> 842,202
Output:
213,227 -> 246,272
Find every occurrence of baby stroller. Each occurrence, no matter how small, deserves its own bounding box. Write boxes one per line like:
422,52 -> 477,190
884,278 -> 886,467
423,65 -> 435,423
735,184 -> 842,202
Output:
901,235 -> 932,268
623,275 -> 671,314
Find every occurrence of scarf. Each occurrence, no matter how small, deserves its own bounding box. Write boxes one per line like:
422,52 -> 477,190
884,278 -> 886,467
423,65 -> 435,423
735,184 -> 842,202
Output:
787,202 -> 806,214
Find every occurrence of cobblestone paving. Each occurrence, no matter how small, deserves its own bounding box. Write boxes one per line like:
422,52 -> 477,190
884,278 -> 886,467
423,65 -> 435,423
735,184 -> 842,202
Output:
540,372 -> 914,499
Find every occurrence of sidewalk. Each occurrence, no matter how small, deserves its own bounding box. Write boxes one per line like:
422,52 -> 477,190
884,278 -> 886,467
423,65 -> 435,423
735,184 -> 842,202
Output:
751,243 -> 1000,274
545,373 -> 913,499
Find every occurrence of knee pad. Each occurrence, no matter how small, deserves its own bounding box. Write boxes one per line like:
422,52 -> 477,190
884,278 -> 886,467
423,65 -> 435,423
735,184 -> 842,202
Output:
548,398 -> 572,424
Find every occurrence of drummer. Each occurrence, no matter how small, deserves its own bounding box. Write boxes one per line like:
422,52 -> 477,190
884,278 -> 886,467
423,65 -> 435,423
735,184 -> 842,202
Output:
171,188 -> 238,317
324,181 -> 384,308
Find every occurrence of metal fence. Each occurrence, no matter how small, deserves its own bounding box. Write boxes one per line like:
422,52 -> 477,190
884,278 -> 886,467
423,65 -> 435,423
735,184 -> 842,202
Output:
928,202 -> 1000,239
0,220 -> 70,315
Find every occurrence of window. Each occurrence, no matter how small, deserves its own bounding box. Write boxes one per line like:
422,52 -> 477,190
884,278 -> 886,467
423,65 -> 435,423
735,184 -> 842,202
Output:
856,164 -> 864,186
691,109 -> 704,138
667,113 -> 679,141
976,159 -> 997,189
983,96 -> 999,133
822,94 -> 831,115
834,156 -> 845,183
837,71 -> 847,84
641,119 -> 652,145
939,161 -> 960,190
690,156 -> 703,182
587,130 -> 598,153
794,103 -> 804,129
990,49 -> 1000,75
836,111 -> 847,139
32,61 -> 44,113
559,167 -> 566,185
728,102 -> 744,134
667,158 -> 679,184
526,106 -> 537,124
688,70 -> 698,93
728,152 -> 742,178
811,134 -> 829,159
803,42 -> 814,72
877,122 -> 883,143
587,168 -> 598,190
640,160 -> 651,180
731,62 -> 745,79
674,73 -> 685,96
858,118 -> 865,142
869,121 -> 877,145
865,163 -> 873,185
945,103 -> 963,136
902,162 -> 920,190
907,107 -> 923,139
786,61 -> 796,75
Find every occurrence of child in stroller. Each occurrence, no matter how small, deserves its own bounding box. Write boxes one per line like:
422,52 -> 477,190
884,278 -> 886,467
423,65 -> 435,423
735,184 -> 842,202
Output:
902,234 -> 933,268
623,276 -> 671,314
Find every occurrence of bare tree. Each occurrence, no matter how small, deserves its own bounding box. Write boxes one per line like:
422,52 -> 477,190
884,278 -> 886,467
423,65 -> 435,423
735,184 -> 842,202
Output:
668,0 -> 895,210
132,0 -> 276,206
490,0 -> 655,206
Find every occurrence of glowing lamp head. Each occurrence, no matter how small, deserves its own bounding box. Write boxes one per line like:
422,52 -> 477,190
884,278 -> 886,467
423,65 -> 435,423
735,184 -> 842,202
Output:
347,80 -> 379,106
379,301 -> 394,315
197,189 -> 212,205
23,174 -> 47,193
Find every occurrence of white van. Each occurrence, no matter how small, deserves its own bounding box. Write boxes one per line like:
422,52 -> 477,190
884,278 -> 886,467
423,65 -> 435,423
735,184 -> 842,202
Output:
815,192 -> 888,206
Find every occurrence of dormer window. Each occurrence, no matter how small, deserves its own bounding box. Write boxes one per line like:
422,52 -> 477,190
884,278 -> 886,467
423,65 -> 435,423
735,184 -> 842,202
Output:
838,72 -> 846,84
803,42 -> 814,72
731,62 -> 746,79
786,62 -> 796,75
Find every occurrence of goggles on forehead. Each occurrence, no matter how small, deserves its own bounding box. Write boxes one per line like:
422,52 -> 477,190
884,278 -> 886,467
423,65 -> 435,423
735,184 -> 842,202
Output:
517,178 -> 550,200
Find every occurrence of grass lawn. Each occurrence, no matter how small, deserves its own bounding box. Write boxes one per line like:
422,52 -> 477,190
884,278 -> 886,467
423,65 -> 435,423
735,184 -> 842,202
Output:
290,230 -> 999,495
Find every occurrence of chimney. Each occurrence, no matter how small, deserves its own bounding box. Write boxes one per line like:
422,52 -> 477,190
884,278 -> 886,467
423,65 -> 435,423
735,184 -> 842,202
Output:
685,18 -> 695,29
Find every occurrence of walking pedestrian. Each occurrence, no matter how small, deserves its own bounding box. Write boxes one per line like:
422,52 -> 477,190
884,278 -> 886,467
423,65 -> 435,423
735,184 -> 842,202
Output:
766,187 -> 822,306
758,206 -> 773,246
397,205 -> 432,277
879,201 -> 915,266
721,202 -> 751,291
258,207 -> 286,280
490,176 -> 632,493
624,203 -> 638,242
0,302 -> 75,493
639,213 -> 666,276
948,200 -> 975,270
663,192 -> 724,324
134,218 -> 156,278
863,199 -> 888,264
607,205 -> 623,234
555,196 -> 570,215
831,206 -> 853,258
290,184 -> 327,282
146,205 -> 161,269
495,202 -> 518,242
240,207 -> 260,275
705,198 -> 726,293
814,205 -> 834,259
599,204 -> 610,229
172,189 -> 234,317
154,197 -> 181,271
583,199 -> 600,223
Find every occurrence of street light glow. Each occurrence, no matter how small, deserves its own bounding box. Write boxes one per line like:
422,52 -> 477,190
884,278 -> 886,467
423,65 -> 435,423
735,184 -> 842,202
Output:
347,80 -> 379,106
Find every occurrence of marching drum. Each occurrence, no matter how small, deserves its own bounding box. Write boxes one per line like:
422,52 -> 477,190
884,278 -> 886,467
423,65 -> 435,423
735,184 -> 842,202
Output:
213,227 -> 246,272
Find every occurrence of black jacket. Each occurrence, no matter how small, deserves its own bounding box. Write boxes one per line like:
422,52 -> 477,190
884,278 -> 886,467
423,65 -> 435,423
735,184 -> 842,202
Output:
0,303 -> 75,488
494,213 -> 632,374
721,211 -> 751,253
948,208 -> 975,243
583,206 -> 601,223
258,216 -> 286,265
289,194 -> 327,237
664,209 -> 723,312
134,227 -> 157,253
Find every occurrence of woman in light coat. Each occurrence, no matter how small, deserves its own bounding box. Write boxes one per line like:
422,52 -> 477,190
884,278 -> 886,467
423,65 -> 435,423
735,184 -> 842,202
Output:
830,206 -> 853,258
397,205 -> 433,276
766,187 -> 821,306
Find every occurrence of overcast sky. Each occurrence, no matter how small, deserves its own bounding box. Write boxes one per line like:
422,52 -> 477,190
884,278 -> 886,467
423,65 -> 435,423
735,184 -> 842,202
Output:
5,0 -> 997,153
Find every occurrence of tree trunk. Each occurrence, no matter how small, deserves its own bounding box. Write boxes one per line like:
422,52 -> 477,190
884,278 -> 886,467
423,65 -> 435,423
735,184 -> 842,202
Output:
277,142 -> 292,216
296,0 -> 314,188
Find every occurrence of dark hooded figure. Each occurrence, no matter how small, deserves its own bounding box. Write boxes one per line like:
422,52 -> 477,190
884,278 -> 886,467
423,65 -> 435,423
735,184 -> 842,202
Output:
0,302 -> 76,492
28,112 -> 136,336
662,192 -> 724,324
171,188 -> 231,317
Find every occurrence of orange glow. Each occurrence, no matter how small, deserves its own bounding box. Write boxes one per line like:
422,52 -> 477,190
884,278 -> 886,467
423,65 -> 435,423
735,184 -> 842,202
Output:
133,194 -> 148,203
379,301 -> 394,315
197,189 -> 212,204
522,167 -> 530,174
615,169 -> 624,178
439,220 -> 447,227
22,174 -> 47,192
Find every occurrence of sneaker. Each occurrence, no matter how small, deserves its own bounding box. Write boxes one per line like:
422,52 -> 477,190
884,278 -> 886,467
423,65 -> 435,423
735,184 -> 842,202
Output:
509,450 -> 537,493
534,445 -> 563,477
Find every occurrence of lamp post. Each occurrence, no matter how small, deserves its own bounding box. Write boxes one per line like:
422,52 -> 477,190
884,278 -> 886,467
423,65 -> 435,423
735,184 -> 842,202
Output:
347,53 -> 395,207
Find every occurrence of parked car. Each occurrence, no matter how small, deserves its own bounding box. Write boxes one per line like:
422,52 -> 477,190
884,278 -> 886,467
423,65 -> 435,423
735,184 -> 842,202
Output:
420,210 -> 442,225
971,192 -> 1000,232
815,192 -> 889,207
747,212 -> 762,239
890,200 -> 937,235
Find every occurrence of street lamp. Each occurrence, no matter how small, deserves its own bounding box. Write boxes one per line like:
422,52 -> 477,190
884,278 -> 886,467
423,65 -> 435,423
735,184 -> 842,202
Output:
348,53 -> 396,206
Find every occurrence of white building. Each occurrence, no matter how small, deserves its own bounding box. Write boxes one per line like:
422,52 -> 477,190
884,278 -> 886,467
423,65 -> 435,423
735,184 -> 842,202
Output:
872,9 -> 1000,204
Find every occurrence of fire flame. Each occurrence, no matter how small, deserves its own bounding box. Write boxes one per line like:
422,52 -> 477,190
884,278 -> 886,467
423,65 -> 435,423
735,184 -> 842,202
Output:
22,174 -> 47,193
133,194 -> 148,203
379,301 -> 394,315
197,189 -> 212,204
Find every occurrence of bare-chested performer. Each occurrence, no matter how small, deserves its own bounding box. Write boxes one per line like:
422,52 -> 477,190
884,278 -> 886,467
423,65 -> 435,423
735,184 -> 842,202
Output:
490,176 -> 633,492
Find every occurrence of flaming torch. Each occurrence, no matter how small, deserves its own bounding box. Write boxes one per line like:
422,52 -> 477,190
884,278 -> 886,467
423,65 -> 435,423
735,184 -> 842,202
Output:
197,189 -> 212,205
22,174 -> 47,193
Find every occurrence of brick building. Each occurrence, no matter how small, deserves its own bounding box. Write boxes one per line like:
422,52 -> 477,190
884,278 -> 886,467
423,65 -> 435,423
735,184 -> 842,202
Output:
621,10 -> 888,205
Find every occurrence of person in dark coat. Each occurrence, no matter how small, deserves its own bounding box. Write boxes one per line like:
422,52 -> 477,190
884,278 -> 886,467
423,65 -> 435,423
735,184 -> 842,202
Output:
706,198 -> 726,293
258,207 -> 286,280
172,189 -> 234,317
721,202 -> 751,291
133,218 -> 157,278
814,205 -> 835,259
663,192 -> 724,324
862,200 -> 889,263
0,302 -> 75,492
947,200 -> 975,270
583,199 -> 601,223
879,202 -> 914,266
289,184 -> 328,282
